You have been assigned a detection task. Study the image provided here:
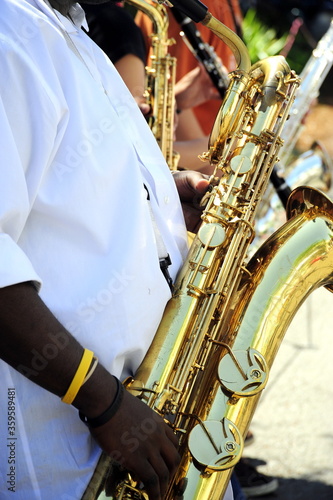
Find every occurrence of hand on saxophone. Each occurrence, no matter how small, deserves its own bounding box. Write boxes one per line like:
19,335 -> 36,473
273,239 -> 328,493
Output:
87,380 -> 180,500
172,169 -> 210,233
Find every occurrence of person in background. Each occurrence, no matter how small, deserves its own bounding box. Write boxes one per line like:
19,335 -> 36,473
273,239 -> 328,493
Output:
83,0 -> 221,173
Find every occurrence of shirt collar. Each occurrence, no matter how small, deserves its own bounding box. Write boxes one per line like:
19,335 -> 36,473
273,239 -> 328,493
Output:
35,0 -> 89,32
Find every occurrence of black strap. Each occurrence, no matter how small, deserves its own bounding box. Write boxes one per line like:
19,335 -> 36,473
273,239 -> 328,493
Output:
79,377 -> 125,428
144,185 -> 173,291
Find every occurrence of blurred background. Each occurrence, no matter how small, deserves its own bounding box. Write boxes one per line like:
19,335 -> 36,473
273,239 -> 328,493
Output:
240,0 -> 333,157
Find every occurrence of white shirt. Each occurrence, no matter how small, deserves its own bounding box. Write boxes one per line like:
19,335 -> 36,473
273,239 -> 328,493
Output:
0,0 -> 189,498
0,2 -> 233,500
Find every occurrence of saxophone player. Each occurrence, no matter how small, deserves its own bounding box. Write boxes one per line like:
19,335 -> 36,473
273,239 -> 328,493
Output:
0,0 -> 221,499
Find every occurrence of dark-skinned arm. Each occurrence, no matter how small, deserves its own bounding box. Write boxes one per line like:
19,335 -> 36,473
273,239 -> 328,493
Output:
0,282 -> 179,500
0,171 -> 208,499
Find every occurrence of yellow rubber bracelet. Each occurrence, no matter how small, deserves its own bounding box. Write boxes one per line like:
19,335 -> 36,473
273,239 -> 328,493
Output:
61,349 -> 94,404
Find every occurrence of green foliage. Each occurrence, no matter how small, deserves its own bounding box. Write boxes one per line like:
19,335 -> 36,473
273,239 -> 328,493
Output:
242,9 -> 288,63
242,8 -> 312,73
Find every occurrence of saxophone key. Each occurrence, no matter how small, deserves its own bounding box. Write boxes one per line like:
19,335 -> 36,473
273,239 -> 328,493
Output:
188,417 -> 243,472
218,347 -> 269,397
198,222 -> 226,248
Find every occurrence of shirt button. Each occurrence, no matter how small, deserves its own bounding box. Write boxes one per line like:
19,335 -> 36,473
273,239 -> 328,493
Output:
164,196 -> 170,204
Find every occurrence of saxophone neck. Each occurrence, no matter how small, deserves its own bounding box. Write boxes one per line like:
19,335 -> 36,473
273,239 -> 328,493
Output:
201,12 -> 251,73
161,0 -> 251,72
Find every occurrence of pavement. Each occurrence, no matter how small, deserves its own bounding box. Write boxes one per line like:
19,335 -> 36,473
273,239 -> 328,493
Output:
242,287 -> 333,500
240,103 -> 333,500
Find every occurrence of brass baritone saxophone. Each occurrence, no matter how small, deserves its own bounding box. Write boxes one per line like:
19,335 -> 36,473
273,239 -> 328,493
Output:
82,1 -> 333,499
125,0 -> 179,170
